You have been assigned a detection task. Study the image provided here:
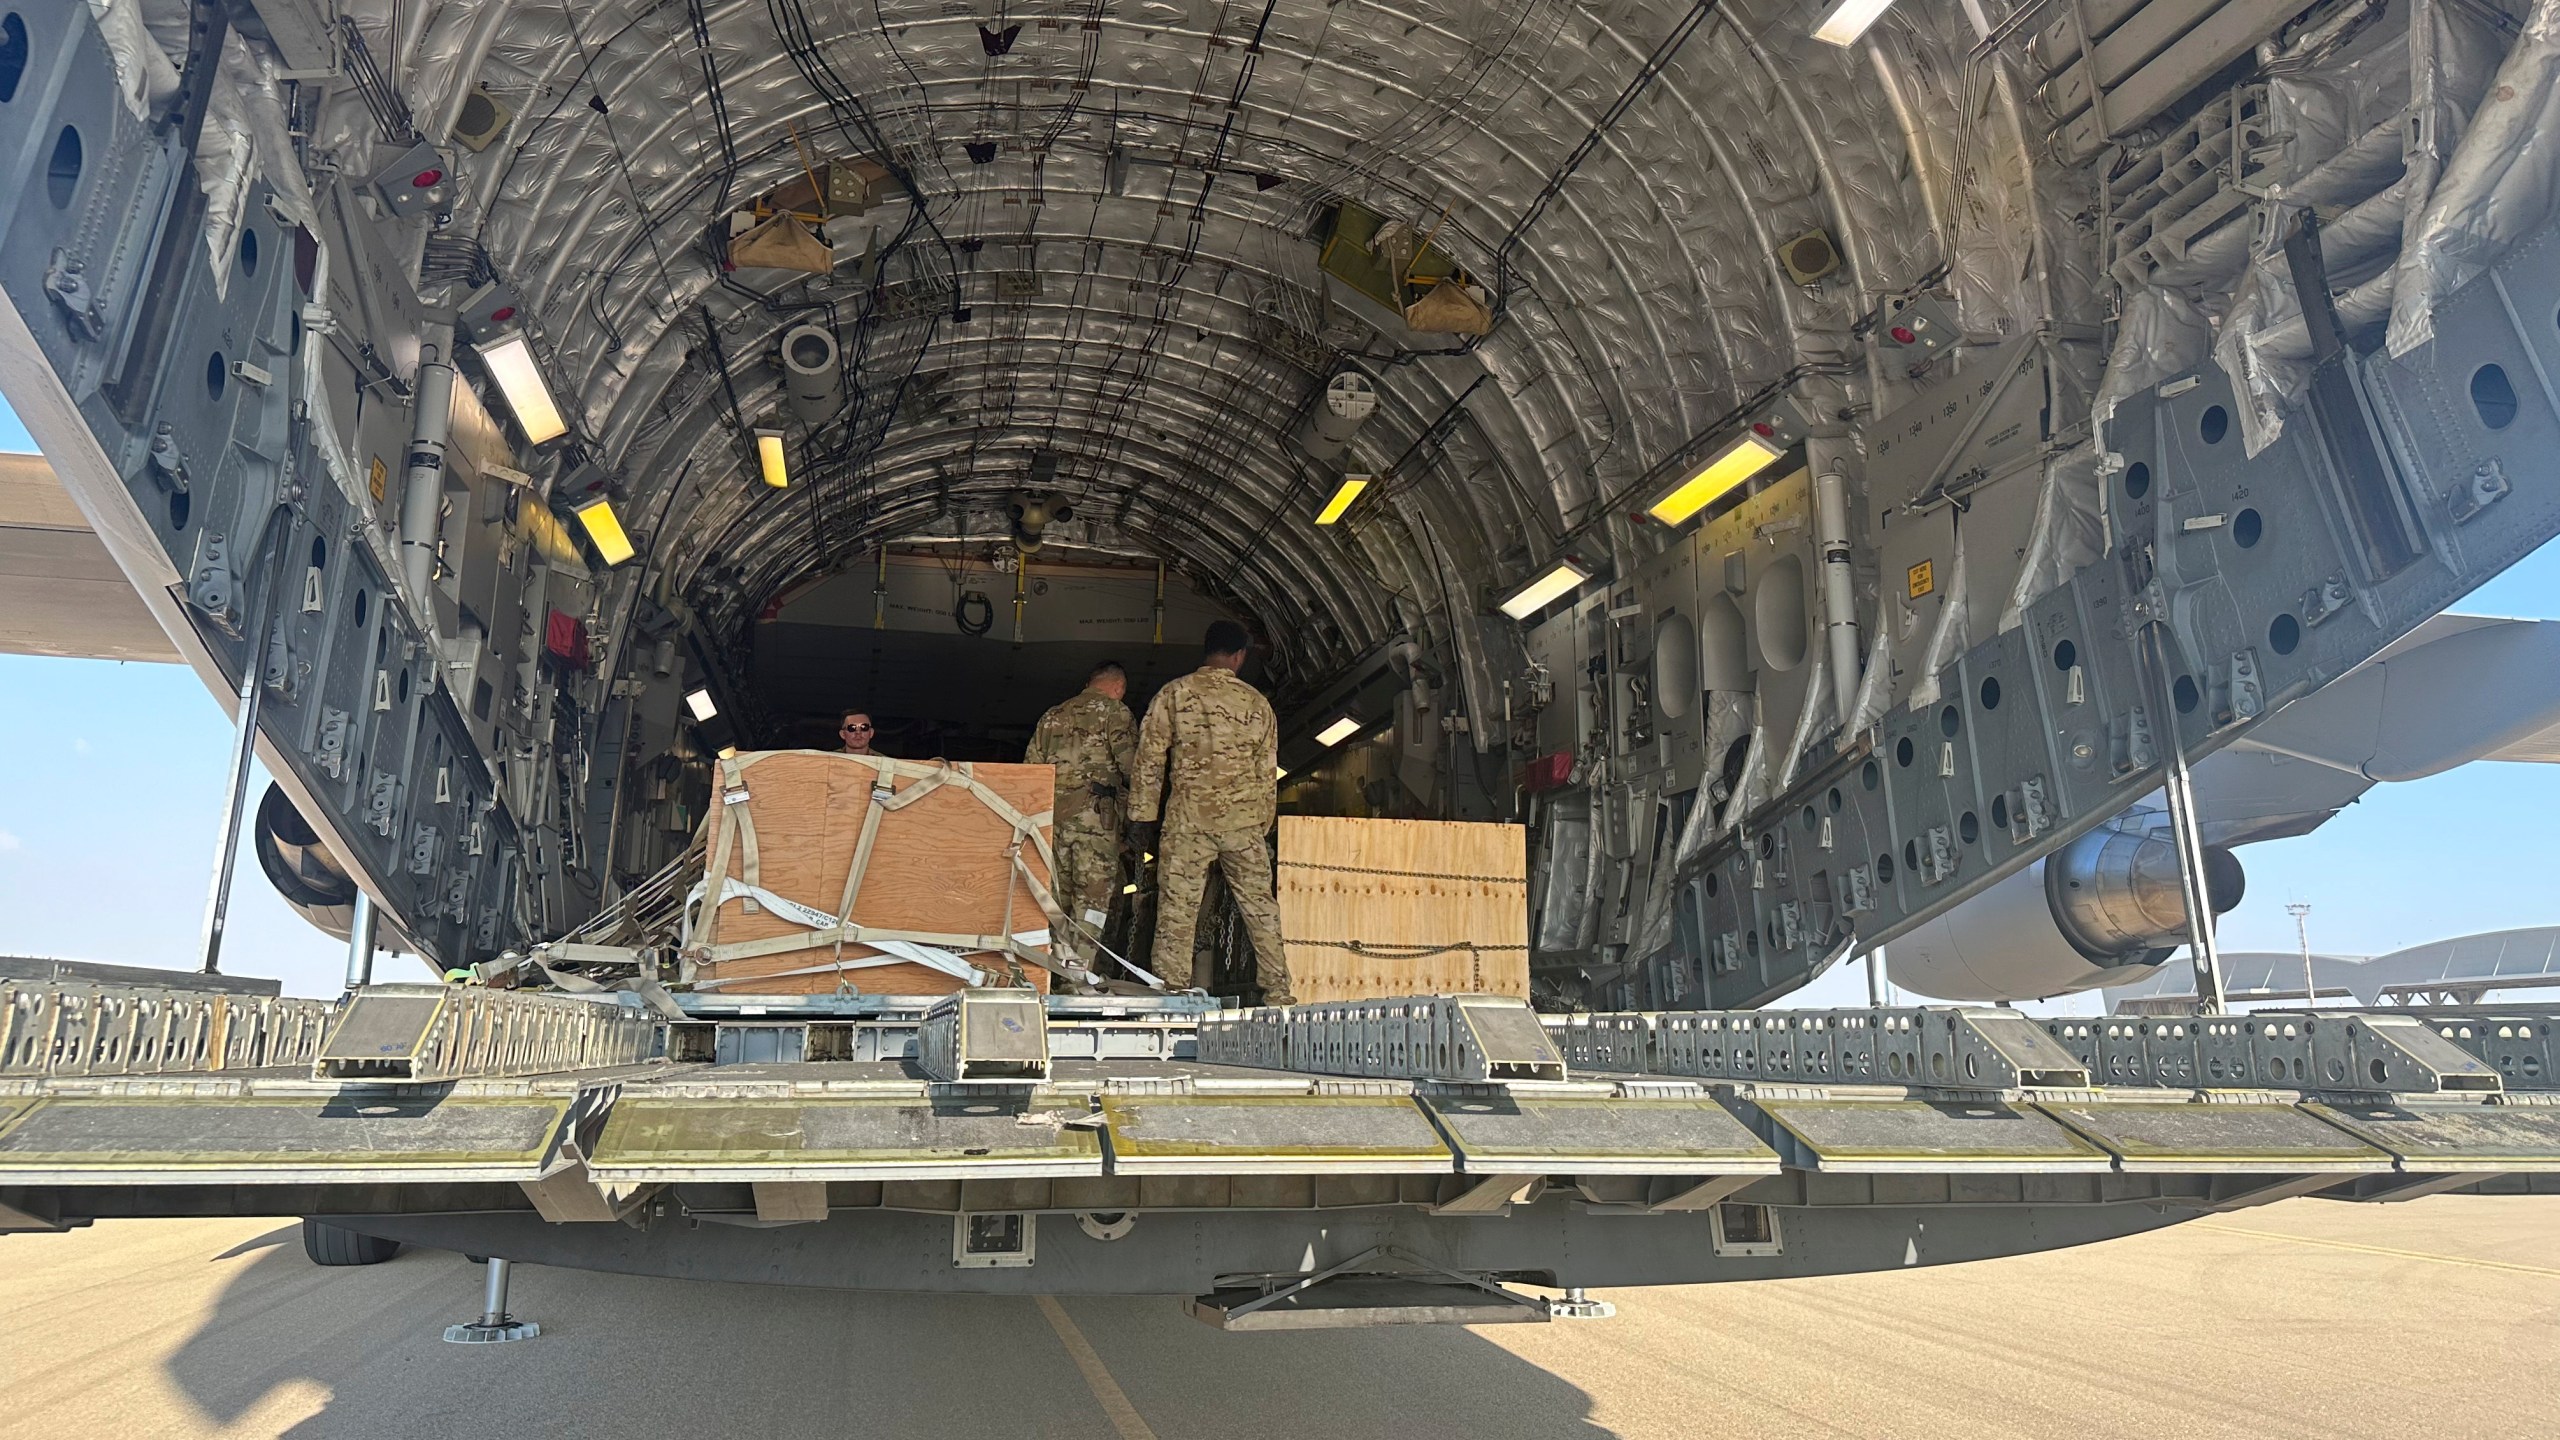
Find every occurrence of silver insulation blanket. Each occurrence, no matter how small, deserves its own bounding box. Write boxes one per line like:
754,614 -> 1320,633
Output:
2390,0 -> 2560,354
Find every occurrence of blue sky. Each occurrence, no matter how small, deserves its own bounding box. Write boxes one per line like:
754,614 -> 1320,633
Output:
0,403 -> 371,996
4,398 -> 2558,1002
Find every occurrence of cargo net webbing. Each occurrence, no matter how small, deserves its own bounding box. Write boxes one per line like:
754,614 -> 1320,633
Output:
680,752 -> 1100,993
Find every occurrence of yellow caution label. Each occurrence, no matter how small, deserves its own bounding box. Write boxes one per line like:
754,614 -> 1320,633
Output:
369,456 -> 389,503
1906,559 -> 1935,600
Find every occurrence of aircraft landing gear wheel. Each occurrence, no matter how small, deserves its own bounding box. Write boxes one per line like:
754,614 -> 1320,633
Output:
301,1218 -> 401,1266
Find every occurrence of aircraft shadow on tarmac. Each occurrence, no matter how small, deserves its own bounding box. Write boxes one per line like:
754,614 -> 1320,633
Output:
164,1226 -> 1619,1439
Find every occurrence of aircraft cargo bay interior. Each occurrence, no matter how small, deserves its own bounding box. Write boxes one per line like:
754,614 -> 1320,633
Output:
5,0 -> 2560,1366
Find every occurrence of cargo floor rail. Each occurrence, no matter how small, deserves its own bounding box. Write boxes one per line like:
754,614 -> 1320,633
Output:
314,984 -> 661,1082
1199,996 -> 1569,1083
1,979 -> 336,1078
1543,1008 -> 2091,1090
1541,1007 -> 2543,1095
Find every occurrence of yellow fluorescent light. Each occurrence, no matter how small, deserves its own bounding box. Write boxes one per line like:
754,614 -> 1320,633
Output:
1649,433 -> 1785,526
684,688 -> 719,722
1315,475 -> 1370,525
572,496 -> 635,567
478,332 -> 567,444
1498,559 -> 1591,621
755,428 -> 790,489
1315,716 -> 1362,748
1814,0 -> 1897,46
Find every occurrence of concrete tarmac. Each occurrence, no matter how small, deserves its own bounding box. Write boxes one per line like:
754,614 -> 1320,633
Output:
2,1196 -> 2553,1439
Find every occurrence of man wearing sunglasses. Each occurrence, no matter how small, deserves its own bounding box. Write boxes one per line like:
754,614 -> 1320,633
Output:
837,710 -> 880,756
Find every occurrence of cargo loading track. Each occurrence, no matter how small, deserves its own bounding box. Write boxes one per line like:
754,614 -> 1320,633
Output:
5,980 -> 2556,1308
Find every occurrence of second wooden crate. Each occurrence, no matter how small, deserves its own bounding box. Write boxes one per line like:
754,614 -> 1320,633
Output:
1273,816 -> 1529,1002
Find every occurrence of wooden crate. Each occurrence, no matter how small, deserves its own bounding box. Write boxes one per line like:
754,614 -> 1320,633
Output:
1274,816 -> 1529,1002
689,752 -> 1058,996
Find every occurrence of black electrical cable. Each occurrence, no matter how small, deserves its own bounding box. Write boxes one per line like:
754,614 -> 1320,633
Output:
952,588 -> 996,637
333,16 -> 414,143
562,3 -> 683,307
685,0 -> 742,211
696,304 -> 753,453
1482,0 -> 1718,338
766,0 -> 959,270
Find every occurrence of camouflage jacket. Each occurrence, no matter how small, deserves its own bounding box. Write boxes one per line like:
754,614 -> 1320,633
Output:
1130,664 -> 1277,834
1025,687 -> 1137,830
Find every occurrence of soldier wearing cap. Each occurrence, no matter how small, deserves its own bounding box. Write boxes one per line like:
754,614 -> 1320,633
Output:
1129,621 -> 1292,1003
1025,661 -> 1138,957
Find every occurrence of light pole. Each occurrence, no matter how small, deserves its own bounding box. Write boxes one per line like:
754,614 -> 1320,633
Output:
2287,902 -> 2315,1007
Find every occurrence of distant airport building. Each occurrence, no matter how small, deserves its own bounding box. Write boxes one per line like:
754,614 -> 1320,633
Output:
2107,927 -> 2560,1014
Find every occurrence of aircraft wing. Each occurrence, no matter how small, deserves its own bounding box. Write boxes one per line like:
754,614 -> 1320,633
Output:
2194,614 -> 2560,848
0,451 -> 178,663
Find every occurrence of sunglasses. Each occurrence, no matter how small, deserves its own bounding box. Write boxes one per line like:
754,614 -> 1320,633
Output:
841,723 -> 872,732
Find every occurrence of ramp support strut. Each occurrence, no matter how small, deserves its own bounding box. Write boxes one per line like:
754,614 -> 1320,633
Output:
444,1257 -> 540,1344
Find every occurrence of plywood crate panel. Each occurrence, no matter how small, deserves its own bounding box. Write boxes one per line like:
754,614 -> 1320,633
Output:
1274,816 -> 1529,1002
692,752 -> 1057,996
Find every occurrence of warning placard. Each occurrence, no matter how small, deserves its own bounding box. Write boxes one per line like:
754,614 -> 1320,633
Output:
1906,559 -> 1935,600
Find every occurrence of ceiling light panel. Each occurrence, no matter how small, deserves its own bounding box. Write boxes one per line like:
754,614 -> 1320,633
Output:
477,332 -> 567,445
1498,560 -> 1592,622
1647,434 -> 1785,527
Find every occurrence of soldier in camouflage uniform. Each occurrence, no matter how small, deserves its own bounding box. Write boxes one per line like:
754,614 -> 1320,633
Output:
1130,621 -> 1292,1002
1025,661 -> 1138,958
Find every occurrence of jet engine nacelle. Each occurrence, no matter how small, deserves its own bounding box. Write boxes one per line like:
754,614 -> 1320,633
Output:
1885,810 -> 2244,1002
251,784 -> 360,942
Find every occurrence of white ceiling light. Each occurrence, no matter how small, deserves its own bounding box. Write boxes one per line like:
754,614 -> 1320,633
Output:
755,428 -> 790,489
1497,559 -> 1592,621
477,332 -> 567,444
1813,0 -> 1898,46
684,688 -> 719,722
1315,716 -> 1363,747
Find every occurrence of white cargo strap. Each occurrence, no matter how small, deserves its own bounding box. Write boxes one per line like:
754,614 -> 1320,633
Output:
686,874 -> 1094,988
689,876 -> 1004,954
695,929 -> 1057,991
830,761 -> 900,963
688,750 -> 1092,987
689,875 -> 842,934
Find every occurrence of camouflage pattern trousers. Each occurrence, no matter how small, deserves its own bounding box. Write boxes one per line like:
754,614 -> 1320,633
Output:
1050,820 -> 1122,956
1151,824 -> 1291,1003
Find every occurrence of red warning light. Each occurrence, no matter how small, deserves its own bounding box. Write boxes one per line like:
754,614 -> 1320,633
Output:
490,306 -> 517,323
1751,421 -> 1775,438
1889,324 -> 1917,345
411,169 -> 445,188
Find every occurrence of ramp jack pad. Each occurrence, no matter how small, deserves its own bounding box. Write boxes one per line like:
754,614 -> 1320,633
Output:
1184,1244 -> 1571,1330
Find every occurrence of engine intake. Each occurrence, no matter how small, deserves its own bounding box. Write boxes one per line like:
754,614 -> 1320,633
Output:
1885,809 -> 2244,1002
2047,819 -> 2245,960
252,784 -> 359,942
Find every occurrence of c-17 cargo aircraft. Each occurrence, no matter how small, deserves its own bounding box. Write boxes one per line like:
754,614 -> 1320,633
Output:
4,0 -> 2560,1329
